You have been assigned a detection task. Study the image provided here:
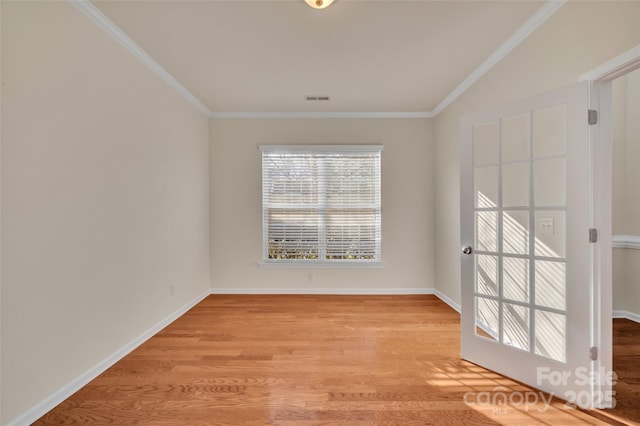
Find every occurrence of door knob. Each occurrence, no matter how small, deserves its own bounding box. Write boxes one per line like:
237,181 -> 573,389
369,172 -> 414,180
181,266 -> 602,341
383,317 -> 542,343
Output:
462,246 -> 473,255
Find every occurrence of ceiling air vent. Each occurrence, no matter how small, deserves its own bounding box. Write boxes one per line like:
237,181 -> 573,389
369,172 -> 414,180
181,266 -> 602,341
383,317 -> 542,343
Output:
305,95 -> 330,101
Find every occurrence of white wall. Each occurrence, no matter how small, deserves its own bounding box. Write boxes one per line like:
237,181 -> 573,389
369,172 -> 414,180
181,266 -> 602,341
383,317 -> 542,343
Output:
1,2 -> 210,423
434,0 -> 640,306
612,69 -> 640,317
210,118 -> 434,292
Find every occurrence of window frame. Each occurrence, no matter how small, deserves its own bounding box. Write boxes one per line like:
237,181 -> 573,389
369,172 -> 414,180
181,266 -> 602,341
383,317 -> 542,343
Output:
260,145 -> 383,268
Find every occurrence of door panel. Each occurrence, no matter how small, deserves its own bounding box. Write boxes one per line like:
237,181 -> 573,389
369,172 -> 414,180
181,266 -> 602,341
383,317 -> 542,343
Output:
461,83 -> 600,407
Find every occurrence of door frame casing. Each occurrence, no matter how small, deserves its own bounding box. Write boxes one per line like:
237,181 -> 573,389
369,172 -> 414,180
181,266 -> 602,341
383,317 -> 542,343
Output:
581,44 -> 640,409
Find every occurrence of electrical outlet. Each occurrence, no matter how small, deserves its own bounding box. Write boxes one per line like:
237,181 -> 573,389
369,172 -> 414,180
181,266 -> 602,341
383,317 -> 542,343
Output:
169,285 -> 175,296
537,217 -> 554,235
308,272 -> 314,282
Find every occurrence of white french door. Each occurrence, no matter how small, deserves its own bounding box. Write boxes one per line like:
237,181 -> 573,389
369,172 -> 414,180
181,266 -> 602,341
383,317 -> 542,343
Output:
460,83 -> 606,407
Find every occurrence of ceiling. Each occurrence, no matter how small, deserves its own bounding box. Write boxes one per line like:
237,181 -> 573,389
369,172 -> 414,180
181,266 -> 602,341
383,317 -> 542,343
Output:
91,0 -> 548,115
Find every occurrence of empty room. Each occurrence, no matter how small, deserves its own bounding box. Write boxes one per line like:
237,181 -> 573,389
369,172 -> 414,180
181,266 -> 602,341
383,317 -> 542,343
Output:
2,0 -> 640,425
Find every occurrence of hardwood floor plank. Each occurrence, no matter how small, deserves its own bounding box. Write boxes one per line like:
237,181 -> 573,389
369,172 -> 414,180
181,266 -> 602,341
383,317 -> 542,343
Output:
597,318 -> 640,425
33,295 -> 636,425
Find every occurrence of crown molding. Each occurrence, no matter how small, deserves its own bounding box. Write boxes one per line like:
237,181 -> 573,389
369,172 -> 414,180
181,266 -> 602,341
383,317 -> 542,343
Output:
209,111 -> 434,119
70,0 -> 211,116
580,44 -> 640,83
71,0 -> 564,119
430,0 -> 566,116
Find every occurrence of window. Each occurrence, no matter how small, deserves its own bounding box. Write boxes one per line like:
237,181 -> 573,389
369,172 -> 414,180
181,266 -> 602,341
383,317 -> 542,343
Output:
261,145 -> 382,265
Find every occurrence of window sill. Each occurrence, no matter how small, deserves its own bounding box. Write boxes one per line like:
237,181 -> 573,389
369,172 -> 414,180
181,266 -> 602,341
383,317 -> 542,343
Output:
258,261 -> 384,269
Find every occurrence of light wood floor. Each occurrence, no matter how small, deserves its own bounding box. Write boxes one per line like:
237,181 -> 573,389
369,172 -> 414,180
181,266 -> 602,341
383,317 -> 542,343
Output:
597,318 -> 640,425
35,295 -> 636,425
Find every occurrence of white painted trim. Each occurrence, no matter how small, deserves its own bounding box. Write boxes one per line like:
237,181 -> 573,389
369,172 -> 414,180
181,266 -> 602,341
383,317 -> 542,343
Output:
258,262 -> 384,269
580,45 -> 640,83
6,290 -> 211,426
210,287 -> 463,312
9,287 -> 461,424
430,0 -> 566,116
434,289 -> 461,313
589,80 -> 614,409
589,79 -> 614,409
71,0 -> 562,120
209,111 -> 433,119
210,287 -> 464,316
259,144 -> 383,153
69,0 -> 211,117
613,310 -> 640,324
612,235 -> 640,250
211,287 -> 436,295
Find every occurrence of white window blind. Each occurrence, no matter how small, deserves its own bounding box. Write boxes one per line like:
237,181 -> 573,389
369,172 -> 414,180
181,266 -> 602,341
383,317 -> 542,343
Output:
261,145 -> 382,264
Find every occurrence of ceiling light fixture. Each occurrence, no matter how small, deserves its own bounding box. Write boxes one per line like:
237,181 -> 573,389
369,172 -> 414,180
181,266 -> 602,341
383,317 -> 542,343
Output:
305,0 -> 334,10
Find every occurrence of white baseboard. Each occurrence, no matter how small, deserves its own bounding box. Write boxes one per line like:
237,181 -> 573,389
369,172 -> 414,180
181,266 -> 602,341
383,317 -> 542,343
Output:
211,287 -> 437,295
434,289 -> 462,313
613,310 -> 640,323
10,286 -> 462,425
7,289 -> 211,426
210,287 -> 462,312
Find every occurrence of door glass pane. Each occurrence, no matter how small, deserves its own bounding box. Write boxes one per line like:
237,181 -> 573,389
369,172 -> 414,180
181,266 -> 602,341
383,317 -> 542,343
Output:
502,113 -> 529,162
474,121 -> 498,166
534,211 -> 565,258
534,158 -> 565,207
503,211 -> 529,255
503,303 -> 529,351
476,297 -> 499,341
533,105 -> 565,158
535,261 -> 566,310
476,255 -> 498,297
476,211 -> 497,252
503,257 -> 529,303
535,310 -> 566,362
502,162 -> 529,207
475,167 -> 498,208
